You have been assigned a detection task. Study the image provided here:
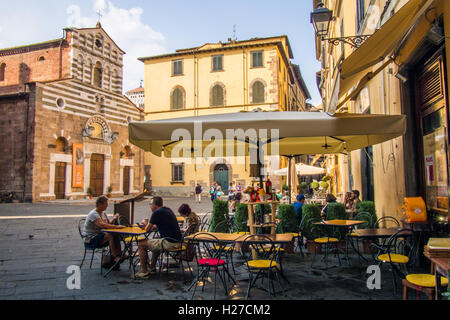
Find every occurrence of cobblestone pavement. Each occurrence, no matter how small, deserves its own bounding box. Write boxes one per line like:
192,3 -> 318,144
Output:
0,197 -> 426,300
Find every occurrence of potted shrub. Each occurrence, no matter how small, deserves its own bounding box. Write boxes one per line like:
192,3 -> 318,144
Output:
106,186 -> 112,198
209,200 -> 229,233
233,203 -> 249,233
357,201 -> 378,253
276,204 -> 297,253
301,204 -> 322,253
298,182 -> 308,194
233,203 -> 249,252
86,187 -> 93,200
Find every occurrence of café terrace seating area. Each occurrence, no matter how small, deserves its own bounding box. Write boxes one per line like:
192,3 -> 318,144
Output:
78,196 -> 450,300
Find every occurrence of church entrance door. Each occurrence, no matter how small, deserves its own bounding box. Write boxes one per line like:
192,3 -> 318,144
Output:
90,154 -> 104,196
55,162 -> 66,199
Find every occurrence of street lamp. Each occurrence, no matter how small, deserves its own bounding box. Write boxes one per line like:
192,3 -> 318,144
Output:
310,2 -> 333,38
311,2 -> 370,49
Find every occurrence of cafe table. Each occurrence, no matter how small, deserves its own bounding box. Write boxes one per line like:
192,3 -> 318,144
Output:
102,225 -> 150,278
428,257 -> 450,300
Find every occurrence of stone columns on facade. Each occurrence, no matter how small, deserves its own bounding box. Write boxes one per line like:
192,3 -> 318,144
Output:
103,154 -> 111,195
83,152 -> 91,193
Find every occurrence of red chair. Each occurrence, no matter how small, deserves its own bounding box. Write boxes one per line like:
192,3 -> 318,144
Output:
186,233 -> 235,300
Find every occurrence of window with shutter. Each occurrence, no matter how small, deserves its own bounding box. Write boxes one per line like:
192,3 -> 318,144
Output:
172,164 -> 184,182
171,88 -> 184,110
212,55 -> 223,71
211,84 -> 224,106
0,63 -> 5,81
252,81 -> 265,103
251,51 -> 263,68
173,60 -> 183,76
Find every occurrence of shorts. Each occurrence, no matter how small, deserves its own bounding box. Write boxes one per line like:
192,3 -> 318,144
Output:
86,232 -> 105,248
146,238 -> 181,252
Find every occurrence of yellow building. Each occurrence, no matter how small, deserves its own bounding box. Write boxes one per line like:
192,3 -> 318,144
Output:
313,0 -> 449,226
139,36 -> 311,196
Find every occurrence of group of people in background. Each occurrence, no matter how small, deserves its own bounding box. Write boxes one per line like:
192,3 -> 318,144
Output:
293,189 -> 362,229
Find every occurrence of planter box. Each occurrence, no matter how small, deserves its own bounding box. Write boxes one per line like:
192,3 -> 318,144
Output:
362,240 -> 377,254
306,240 -> 322,254
283,240 -> 295,254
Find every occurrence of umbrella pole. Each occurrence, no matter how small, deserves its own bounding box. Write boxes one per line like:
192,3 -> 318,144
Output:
288,156 -> 292,204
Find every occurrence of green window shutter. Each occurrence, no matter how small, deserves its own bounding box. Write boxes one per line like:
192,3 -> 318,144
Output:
252,81 -> 265,103
172,88 -> 183,109
212,85 -> 224,106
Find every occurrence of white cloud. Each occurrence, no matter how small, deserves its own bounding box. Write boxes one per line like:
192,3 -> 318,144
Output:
68,1 -> 166,92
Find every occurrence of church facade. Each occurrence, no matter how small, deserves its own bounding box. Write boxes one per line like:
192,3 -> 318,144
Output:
0,23 -> 144,202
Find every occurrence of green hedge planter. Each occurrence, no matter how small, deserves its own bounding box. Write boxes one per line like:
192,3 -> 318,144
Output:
276,204 -> 297,233
326,202 -> 348,239
357,201 -> 377,229
234,203 -> 249,233
301,204 -> 322,240
209,200 -> 229,233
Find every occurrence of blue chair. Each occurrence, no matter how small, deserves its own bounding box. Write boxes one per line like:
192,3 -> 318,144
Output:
78,218 -> 109,274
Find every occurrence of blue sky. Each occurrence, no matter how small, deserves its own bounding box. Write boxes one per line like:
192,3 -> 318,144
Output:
0,0 -> 321,106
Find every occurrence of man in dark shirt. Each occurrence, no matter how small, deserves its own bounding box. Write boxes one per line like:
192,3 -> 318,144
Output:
135,196 -> 182,279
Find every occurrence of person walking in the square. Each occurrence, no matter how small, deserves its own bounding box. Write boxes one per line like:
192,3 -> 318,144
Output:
195,183 -> 202,203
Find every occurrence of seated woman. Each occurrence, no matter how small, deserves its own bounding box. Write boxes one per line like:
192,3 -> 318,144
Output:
321,193 -> 337,220
178,203 -> 200,235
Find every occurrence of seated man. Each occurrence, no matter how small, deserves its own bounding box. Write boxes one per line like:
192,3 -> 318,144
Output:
293,194 -> 305,227
135,196 -> 182,279
82,196 -> 126,265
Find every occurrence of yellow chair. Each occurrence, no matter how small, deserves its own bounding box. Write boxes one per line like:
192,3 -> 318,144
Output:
402,274 -> 449,300
242,234 -> 286,299
374,228 -> 416,295
311,236 -> 341,269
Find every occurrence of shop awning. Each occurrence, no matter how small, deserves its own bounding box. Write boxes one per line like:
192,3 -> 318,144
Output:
338,0 -> 435,102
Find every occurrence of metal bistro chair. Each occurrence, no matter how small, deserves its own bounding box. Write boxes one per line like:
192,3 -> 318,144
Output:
242,234 -> 286,299
374,228 -> 417,295
77,218 -> 109,275
199,213 -> 211,232
346,212 -> 374,262
308,219 -> 342,269
187,232 -> 235,300
212,220 -> 237,275
376,216 -> 400,228
279,222 -> 304,257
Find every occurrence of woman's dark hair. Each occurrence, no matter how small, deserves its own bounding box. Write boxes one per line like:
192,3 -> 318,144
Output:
178,203 -> 191,216
326,194 -> 337,203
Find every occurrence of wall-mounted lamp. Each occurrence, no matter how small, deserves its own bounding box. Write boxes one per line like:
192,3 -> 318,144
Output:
311,2 -> 371,49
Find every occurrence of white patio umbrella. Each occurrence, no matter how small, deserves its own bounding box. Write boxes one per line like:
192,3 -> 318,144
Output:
273,163 -> 326,176
129,111 -> 406,189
